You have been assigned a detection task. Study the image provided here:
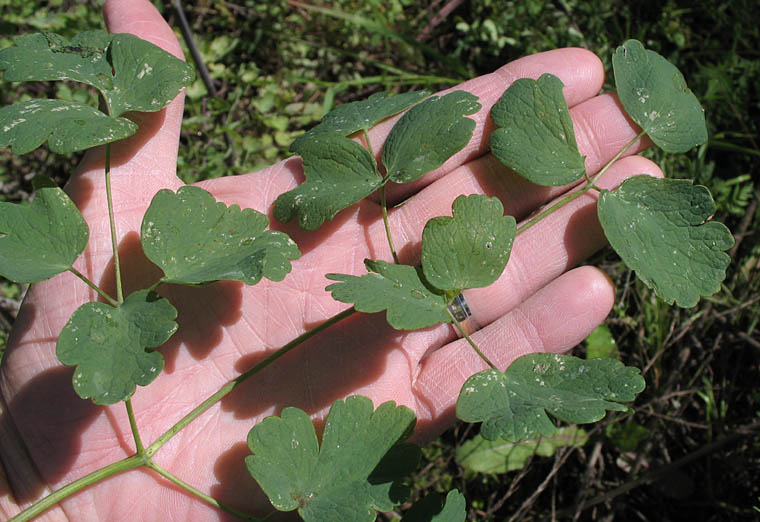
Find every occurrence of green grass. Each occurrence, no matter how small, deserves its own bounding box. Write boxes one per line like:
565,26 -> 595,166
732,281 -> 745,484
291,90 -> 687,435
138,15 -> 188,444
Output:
1,0 -> 759,520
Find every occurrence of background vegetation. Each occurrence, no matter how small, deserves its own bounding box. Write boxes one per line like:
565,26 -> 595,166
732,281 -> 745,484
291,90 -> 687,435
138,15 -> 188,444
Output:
1,0 -> 758,520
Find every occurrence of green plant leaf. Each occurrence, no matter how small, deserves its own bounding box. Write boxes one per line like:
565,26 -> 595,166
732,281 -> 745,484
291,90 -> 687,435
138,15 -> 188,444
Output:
489,73 -> 586,186
456,353 -> 645,441
382,91 -> 481,184
0,30 -> 194,118
585,324 -> 619,359
326,259 -> 450,330
103,33 -> 194,116
612,39 -> 707,153
421,194 -> 516,292
246,396 -> 419,522
0,183 -> 88,282
401,490 -> 466,522
597,175 -> 733,307
56,290 -> 177,405
274,133 -> 381,230
605,421 -> 650,452
290,90 -> 430,152
142,186 -> 300,286
0,99 -> 137,154
456,426 -> 588,474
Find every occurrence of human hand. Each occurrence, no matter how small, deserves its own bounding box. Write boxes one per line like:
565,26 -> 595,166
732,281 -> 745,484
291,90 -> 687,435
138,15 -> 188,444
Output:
0,0 -> 661,520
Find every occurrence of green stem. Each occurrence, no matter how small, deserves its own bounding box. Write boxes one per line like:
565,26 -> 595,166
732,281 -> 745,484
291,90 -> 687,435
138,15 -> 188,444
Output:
380,185 -> 400,264
516,130 -> 647,236
145,461 -> 267,521
146,307 -> 357,456
590,129 -> 647,185
447,306 -> 497,370
125,399 -> 144,455
362,128 -> 400,264
67,267 -> 119,306
9,456 -> 144,522
103,143 -> 124,304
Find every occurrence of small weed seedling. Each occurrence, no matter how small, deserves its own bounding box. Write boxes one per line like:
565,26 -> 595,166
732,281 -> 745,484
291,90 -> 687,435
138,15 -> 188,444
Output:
0,26 -> 733,522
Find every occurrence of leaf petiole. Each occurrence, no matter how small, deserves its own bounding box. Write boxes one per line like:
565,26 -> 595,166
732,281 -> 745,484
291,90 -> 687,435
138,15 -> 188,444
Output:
125,398 -> 144,454
103,143 -> 124,303
67,266 -> 119,306
362,127 -> 401,263
447,304 -> 496,370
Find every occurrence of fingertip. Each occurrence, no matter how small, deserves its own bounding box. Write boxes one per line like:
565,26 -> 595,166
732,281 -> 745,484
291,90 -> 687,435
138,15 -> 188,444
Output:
497,47 -> 605,106
104,0 -> 184,60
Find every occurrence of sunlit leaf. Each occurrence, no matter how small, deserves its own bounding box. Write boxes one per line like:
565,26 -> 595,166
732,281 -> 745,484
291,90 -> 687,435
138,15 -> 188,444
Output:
612,39 -> 707,153
0,182 -> 88,282
0,99 -> 137,154
246,396 -> 419,521
490,73 -> 586,186
456,426 -> 588,474
421,194 -> 515,292
456,353 -> 645,441
274,133 -> 381,230
382,91 -> 480,183
142,186 -> 300,285
401,490 -> 466,522
597,175 -> 733,307
291,90 -> 430,152
326,260 -> 450,330
56,290 -> 177,405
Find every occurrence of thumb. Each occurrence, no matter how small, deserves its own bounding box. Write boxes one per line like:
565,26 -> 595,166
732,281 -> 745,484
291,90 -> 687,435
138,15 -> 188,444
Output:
68,0 -> 187,212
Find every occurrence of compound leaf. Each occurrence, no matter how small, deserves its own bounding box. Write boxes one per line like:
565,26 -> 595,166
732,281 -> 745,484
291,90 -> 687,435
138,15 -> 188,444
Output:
401,490 -> 466,522
56,289 -> 177,405
612,39 -> 707,153
0,30 -> 194,118
597,175 -> 733,307
274,133 -> 381,230
456,353 -> 645,441
246,396 -> 419,522
0,99 -> 137,154
0,183 -> 88,282
421,194 -> 516,292
382,91 -> 481,184
142,186 -> 300,286
326,259 -> 450,330
490,73 -> 586,186
291,90 -> 430,152
456,426 -> 588,474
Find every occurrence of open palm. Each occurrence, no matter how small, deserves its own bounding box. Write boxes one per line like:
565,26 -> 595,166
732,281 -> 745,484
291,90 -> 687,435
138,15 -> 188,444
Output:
0,0 -> 661,520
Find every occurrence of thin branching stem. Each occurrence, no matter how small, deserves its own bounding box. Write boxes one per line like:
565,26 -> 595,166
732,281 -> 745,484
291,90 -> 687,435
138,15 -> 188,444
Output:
145,461 -> 268,521
67,267 -> 119,306
516,130 -> 647,237
103,143 -> 124,303
145,307 -> 357,456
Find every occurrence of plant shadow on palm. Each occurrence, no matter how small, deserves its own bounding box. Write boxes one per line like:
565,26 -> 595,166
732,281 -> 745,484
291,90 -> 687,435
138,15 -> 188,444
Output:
4,367 -> 102,501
